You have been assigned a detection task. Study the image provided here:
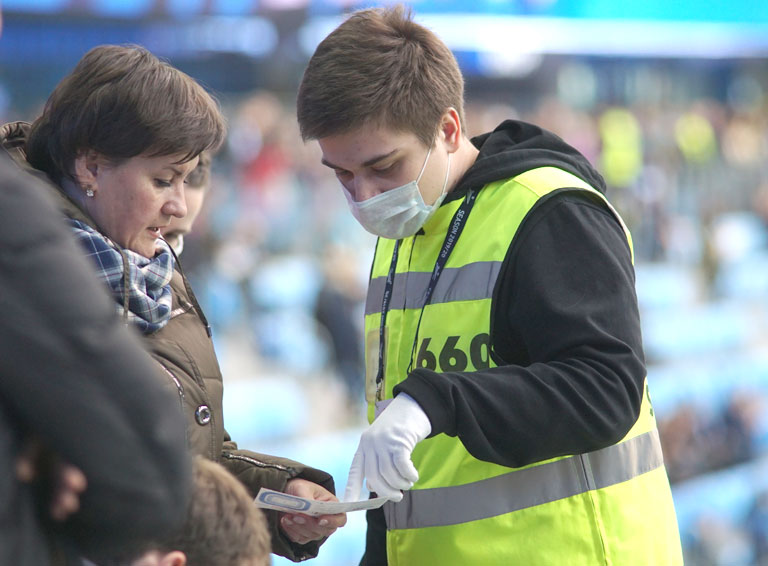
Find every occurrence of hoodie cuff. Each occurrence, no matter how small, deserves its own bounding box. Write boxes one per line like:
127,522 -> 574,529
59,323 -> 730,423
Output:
394,370 -> 455,438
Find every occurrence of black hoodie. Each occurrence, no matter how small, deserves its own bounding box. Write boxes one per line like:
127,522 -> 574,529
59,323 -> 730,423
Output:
363,121 -> 646,564
395,119 -> 645,467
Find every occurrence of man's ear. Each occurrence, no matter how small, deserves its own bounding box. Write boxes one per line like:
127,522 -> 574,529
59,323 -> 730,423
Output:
158,550 -> 187,566
439,107 -> 462,152
72,149 -> 102,192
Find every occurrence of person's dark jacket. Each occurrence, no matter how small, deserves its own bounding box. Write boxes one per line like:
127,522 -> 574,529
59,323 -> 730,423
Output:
363,120 -> 646,565
1,121 -> 336,563
0,150 -> 190,566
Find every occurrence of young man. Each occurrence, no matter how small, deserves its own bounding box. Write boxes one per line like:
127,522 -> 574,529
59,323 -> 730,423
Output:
127,458 -> 270,566
297,6 -> 683,565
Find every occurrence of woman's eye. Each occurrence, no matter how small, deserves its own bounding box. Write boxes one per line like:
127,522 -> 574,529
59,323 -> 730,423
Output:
335,169 -> 351,179
154,179 -> 172,188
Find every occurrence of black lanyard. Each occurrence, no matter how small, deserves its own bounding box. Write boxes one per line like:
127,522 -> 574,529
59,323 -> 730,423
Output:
376,189 -> 478,399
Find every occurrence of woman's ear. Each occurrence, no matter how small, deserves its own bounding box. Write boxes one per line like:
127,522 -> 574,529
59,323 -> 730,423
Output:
72,149 -> 102,193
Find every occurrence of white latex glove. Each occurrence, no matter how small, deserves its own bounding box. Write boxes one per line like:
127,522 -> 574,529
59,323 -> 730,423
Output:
344,393 -> 432,503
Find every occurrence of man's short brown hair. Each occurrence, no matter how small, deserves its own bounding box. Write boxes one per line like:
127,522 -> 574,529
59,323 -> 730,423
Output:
26,44 -> 226,183
296,5 -> 465,147
157,457 -> 270,566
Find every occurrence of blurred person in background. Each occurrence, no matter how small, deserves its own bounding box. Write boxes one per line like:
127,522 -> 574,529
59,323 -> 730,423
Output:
160,151 -> 211,256
297,5 -> 682,565
2,43 -> 345,563
121,457 -> 271,566
0,143 -> 190,565
314,244 -> 367,407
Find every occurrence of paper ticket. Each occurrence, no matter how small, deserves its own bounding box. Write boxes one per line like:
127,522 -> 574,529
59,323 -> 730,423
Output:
254,488 -> 388,516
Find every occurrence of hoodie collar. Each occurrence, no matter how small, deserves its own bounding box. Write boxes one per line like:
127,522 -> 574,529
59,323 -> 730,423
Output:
446,119 -> 607,203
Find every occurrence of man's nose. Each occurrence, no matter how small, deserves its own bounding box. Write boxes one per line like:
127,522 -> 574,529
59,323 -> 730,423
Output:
350,177 -> 379,202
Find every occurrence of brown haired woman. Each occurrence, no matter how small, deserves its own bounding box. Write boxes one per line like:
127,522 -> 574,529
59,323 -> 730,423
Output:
1,44 -> 345,562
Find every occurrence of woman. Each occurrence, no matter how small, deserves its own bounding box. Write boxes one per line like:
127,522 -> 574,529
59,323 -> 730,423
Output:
1,45 -> 345,562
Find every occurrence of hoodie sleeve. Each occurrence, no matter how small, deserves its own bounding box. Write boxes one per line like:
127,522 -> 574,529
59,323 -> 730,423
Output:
395,190 -> 646,468
0,155 -> 190,558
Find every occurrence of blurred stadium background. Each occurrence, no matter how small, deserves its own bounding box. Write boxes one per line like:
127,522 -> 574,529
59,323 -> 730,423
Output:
4,1 -> 768,564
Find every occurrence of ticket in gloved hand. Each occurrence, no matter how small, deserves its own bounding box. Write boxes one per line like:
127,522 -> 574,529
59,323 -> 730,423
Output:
254,487 -> 388,516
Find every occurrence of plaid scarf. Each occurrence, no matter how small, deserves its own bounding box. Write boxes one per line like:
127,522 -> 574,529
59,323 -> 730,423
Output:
69,219 -> 175,334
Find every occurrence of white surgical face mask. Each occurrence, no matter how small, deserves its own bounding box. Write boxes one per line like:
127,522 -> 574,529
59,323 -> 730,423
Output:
343,145 -> 452,239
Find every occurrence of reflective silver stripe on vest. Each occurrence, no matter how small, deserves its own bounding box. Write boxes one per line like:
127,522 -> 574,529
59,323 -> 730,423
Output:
384,429 -> 663,530
365,261 -> 502,316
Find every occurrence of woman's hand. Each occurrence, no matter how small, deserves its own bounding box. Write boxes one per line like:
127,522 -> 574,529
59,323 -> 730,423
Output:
279,478 -> 347,545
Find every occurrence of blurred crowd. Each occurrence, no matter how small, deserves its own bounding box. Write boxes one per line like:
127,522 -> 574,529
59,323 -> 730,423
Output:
660,391 -> 765,485
659,389 -> 768,564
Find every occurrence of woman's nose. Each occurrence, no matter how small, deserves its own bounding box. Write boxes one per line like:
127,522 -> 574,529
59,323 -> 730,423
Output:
164,185 -> 188,218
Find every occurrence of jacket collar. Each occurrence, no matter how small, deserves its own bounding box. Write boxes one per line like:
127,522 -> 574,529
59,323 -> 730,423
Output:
0,120 -> 96,227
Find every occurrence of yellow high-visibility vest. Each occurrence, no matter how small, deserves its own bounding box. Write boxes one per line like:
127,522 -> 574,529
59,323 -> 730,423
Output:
363,167 -> 683,565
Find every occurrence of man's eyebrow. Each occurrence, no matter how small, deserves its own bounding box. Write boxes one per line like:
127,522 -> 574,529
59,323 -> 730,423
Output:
321,149 -> 398,170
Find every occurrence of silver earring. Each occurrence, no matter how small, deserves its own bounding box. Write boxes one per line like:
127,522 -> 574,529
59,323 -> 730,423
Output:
85,186 -> 94,198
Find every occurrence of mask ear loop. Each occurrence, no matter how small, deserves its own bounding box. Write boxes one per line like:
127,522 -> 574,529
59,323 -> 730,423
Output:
417,132 -> 452,204
415,144 -> 433,184
438,153 -> 452,199
430,107 -> 458,194
420,147 -> 452,208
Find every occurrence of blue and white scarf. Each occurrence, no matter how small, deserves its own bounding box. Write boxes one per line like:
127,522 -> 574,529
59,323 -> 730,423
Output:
69,219 -> 175,334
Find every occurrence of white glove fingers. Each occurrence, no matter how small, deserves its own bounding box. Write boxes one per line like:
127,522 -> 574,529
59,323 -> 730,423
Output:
343,447 -> 365,503
364,450 -> 403,501
380,451 -> 416,491
391,451 -> 420,485
369,479 -> 403,502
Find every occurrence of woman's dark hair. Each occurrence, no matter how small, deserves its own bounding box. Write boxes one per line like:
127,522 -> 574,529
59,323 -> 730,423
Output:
27,44 -> 226,183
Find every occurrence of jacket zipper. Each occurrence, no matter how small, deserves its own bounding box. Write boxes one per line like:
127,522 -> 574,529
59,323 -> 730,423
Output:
158,363 -> 185,403
221,452 -> 298,474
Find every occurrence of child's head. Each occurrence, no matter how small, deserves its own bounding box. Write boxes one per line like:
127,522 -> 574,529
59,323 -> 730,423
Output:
130,457 -> 270,566
296,4 -> 465,148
